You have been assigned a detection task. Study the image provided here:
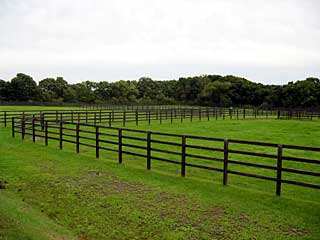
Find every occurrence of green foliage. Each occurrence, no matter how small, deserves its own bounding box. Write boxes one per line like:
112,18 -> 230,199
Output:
7,73 -> 37,101
1,73 -> 320,108
0,79 -> 9,100
38,77 -> 71,102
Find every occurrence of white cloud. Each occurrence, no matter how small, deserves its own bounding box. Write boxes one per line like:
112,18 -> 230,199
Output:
0,0 -> 319,84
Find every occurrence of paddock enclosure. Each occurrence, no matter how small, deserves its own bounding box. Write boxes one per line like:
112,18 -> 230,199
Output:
7,105 -> 320,197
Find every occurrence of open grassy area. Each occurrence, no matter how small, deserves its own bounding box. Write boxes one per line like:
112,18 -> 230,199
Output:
0,105 -> 83,111
1,115 -> 320,239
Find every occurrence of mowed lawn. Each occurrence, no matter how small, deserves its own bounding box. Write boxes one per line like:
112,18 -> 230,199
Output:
0,118 -> 320,239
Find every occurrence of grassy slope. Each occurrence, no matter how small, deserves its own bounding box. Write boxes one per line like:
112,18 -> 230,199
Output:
0,191 -> 76,240
1,119 -> 320,239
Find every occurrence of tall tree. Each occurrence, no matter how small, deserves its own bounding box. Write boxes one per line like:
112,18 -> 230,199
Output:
0,79 -> 9,100
8,73 -> 37,101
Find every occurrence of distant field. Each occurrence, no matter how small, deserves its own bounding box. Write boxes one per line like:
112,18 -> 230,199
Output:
1,107 -> 320,239
119,118 -> 320,147
0,105 -> 82,111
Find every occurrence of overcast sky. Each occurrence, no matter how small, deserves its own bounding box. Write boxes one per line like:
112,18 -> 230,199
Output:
0,0 -> 319,84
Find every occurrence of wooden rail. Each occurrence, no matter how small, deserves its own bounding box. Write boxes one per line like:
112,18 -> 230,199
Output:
3,107 -> 319,128
11,117 -> 320,196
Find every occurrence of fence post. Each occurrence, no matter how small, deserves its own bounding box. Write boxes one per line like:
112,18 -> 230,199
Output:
94,112 -> 97,125
4,111 -> 7,128
99,110 -> 102,122
147,132 -> 151,170
32,118 -> 35,142
181,136 -> 186,177
71,110 -> 74,122
135,110 -> 138,126
123,111 -> 126,126
243,108 -> 246,119
170,110 -> 173,124
276,144 -> 283,196
96,126 -> 99,159
109,112 -> 111,127
86,111 -> 88,123
45,121 -> 48,146
41,112 -> 45,131
11,117 -> 15,137
21,116 -> 25,140
118,129 -> 122,164
76,123 -> 80,153
59,121 -> 63,149
223,139 -> 229,185
148,111 -> 151,125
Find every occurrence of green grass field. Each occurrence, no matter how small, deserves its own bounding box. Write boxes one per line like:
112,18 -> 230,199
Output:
1,112 -> 320,239
0,105 -> 84,111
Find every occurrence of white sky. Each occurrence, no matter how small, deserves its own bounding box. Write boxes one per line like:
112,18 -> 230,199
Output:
0,0 -> 319,84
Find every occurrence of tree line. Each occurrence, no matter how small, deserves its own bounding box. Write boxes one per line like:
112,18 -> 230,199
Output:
0,73 -> 319,108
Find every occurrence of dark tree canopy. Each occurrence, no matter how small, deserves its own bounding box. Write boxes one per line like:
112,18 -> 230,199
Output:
0,73 -> 319,109
7,73 -> 37,101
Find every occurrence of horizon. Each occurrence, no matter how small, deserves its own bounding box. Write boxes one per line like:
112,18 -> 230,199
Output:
1,72 -> 319,86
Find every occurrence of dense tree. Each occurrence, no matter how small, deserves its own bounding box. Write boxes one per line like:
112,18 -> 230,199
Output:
7,73 -> 37,101
71,81 -> 96,103
176,76 -> 203,103
0,80 -> 9,100
137,77 -> 158,101
0,73 -> 319,109
199,80 -> 232,106
95,81 -> 112,102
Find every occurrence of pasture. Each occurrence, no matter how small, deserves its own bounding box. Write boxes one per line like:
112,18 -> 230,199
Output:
1,107 -> 320,239
0,105 -> 82,111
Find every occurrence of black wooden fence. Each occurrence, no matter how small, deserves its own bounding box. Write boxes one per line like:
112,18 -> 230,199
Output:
11,117 -> 320,196
41,108 -> 278,126
2,107 -> 319,128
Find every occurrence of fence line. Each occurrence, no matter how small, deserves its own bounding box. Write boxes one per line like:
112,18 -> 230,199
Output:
11,117 -> 320,196
2,107 -> 319,128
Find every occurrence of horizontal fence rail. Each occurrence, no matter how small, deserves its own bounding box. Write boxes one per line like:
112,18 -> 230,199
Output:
2,107 -> 319,128
11,117 -> 320,197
